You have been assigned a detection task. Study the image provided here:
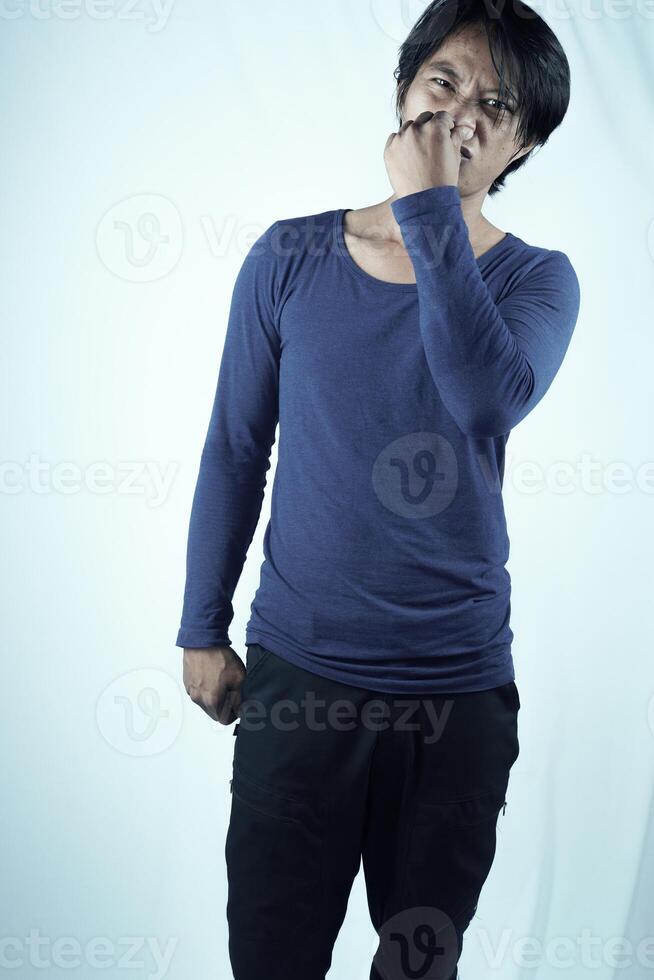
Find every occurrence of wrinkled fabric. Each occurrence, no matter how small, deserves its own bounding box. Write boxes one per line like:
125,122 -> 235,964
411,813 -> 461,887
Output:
176,185 -> 580,694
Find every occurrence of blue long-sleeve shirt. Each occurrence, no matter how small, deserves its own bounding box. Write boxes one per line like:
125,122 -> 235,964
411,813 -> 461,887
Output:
176,184 -> 581,693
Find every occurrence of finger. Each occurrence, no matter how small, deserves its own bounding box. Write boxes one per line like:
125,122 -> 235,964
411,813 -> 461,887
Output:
201,697 -> 222,723
413,110 -> 435,126
218,686 -> 241,725
186,682 -> 222,722
449,126 -> 464,152
430,109 -> 454,129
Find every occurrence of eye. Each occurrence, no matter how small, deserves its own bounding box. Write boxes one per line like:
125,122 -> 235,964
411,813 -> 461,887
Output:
430,78 -> 514,114
486,98 -> 513,112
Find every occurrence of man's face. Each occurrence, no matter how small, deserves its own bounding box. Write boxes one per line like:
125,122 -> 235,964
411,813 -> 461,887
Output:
399,23 -> 535,194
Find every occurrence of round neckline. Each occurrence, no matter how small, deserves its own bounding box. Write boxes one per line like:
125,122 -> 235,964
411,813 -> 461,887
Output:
333,207 -> 516,291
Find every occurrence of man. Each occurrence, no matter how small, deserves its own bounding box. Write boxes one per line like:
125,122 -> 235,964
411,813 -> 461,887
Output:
176,0 -> 580,977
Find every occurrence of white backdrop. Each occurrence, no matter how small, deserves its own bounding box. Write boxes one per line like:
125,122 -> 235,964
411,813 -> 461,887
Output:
2,1 -> 654,977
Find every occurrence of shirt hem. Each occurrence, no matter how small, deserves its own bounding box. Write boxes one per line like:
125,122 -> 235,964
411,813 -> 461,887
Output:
245,627 -> 515,695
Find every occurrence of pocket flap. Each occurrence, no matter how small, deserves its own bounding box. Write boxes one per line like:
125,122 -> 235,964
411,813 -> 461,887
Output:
420,789 -> 507,827
230,766 -> 315,825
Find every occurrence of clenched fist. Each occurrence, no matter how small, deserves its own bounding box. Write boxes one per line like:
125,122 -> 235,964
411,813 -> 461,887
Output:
384,110 -> 474,199
183,646 -> 246,724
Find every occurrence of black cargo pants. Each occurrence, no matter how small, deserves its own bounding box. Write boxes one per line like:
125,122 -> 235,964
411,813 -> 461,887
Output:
225,643 -> 521,980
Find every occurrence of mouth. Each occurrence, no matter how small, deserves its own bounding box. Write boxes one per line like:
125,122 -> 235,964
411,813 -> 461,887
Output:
460,146 -> 473,160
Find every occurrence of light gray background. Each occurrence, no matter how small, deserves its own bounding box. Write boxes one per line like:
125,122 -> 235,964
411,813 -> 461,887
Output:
2,0 -> 653,977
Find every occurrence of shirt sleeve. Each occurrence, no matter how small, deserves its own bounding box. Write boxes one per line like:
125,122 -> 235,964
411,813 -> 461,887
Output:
390,185 -> 581,438
175,221 -> 281,649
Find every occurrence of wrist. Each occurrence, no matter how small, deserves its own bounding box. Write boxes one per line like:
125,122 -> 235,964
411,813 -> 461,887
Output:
393,181 -> 455,200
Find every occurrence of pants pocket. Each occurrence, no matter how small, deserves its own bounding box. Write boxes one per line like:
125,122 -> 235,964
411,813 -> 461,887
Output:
245,643 -> 272,680
403,789 -> 507,933
239,645 -> 273,708
421,789 -> 507,827
225,765 -> 326,971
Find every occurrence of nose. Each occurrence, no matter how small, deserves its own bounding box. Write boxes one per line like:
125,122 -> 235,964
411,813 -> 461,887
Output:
456,123 -> 475,141
446,96 -> 477,143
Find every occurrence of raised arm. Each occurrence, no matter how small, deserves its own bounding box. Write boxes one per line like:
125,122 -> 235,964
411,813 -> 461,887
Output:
390,185 -> 581,438
176,221 -> 281,650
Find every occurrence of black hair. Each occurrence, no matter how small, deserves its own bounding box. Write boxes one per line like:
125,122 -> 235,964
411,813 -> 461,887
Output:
393,0 -> 572,195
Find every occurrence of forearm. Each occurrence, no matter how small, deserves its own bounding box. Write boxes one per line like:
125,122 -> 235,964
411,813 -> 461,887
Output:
176,437 -> 274,648
390,185 -> 580,438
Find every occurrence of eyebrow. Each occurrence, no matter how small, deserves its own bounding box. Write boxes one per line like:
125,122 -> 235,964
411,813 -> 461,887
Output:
424,59 -> 518,103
